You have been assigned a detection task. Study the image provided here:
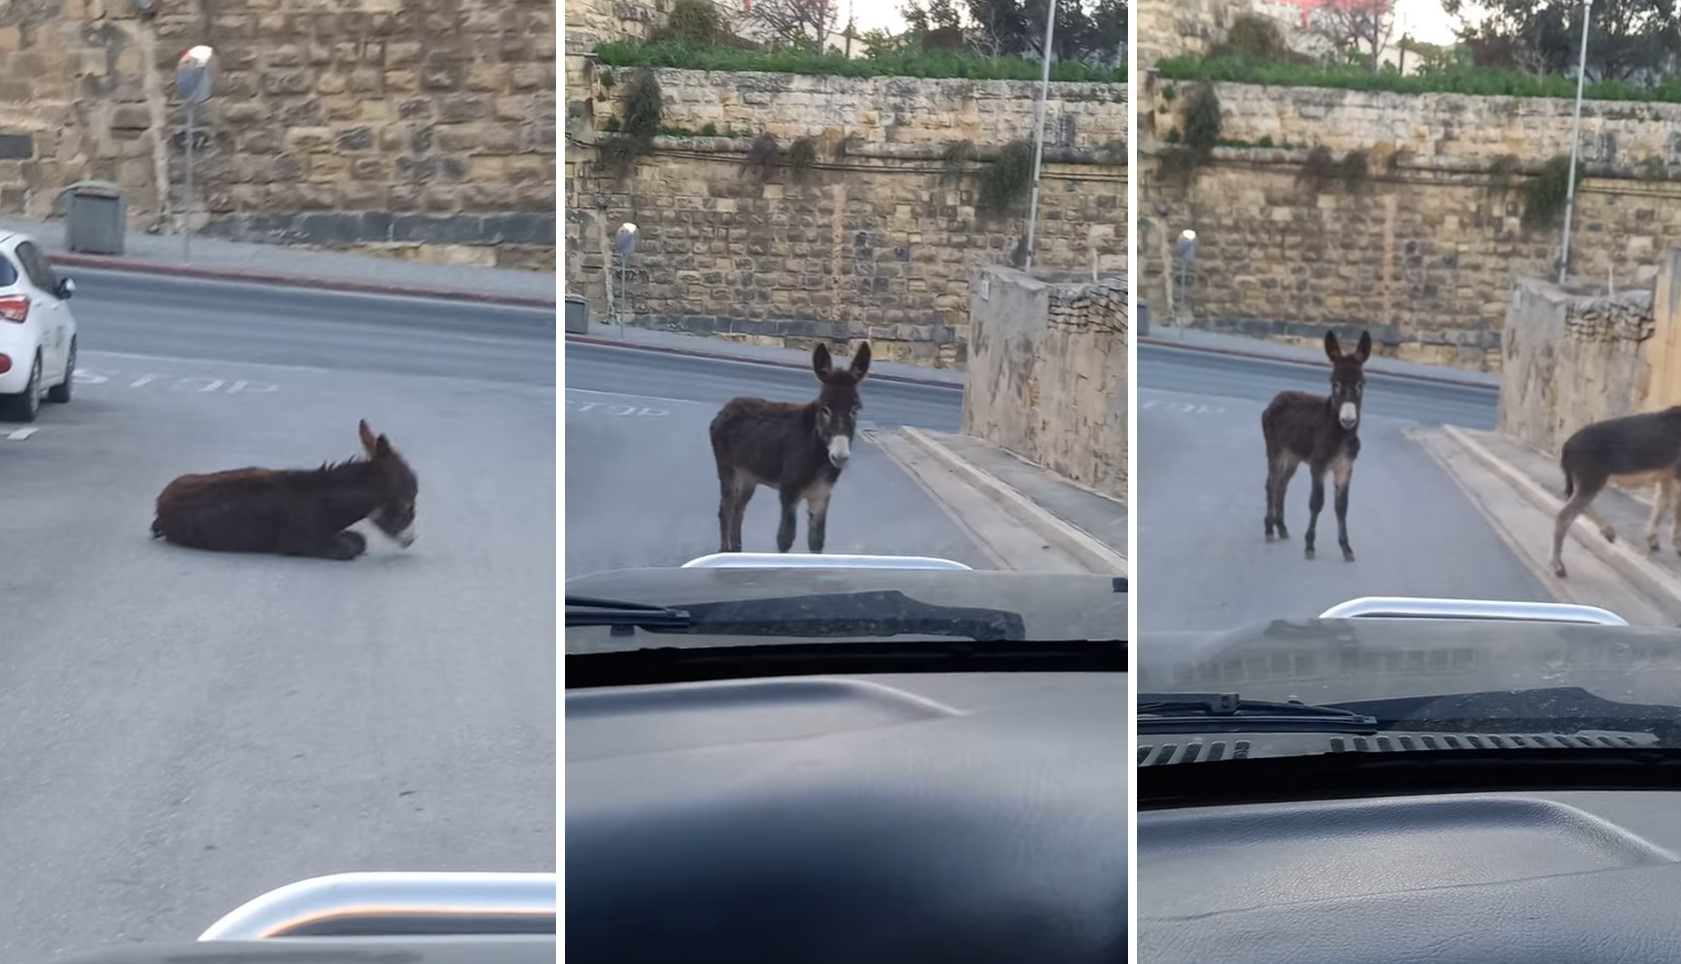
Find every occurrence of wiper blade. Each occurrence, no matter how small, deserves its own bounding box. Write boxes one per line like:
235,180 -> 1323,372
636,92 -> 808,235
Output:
568,589 -> 1032,641
1137,691 -> 1379,734
565,596 -> 692,630
567,638 -> 1127,688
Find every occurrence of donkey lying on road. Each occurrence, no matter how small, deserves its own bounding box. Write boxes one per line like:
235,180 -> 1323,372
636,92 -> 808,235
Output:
1551,407 -> 1681,578
1262,329 -> 1371,561
710,341 -> 871,554
152,420 -> 418,561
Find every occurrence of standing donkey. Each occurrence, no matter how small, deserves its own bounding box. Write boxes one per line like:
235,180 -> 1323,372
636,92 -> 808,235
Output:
1262,329 -> 1372,561
1550,407 -> 1681,578
710,342 -> 871,554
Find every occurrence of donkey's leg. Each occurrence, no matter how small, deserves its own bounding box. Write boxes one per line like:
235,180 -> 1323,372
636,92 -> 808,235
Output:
1550,480 -> 1602,578
775,487 -> 800,553
804,481 -> 834,554
1331,453 -> 1356,562
1263,461 -> 1278,540
1667,477 -> 1681,553
727,478 -> 756,553
279,527 -> 365,561
1582,501 -> 1617,543
716,472 -> 741,553
1272,455 -> 1301,541
1303,463 -> 1327,560
1645,480 -> 1668,552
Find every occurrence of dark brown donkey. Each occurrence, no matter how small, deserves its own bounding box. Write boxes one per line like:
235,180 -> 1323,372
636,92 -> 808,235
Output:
151,420 -> 418,561
1550,407 -> 1681,578
1262,329 -> 1372,561
710,342 -> 871,554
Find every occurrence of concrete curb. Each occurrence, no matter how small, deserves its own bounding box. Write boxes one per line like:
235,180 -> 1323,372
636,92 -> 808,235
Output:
47,252 -> 559,310
1442,424 -> 1681,612
564,333 -> 967,389
898,426 -> 1128,576
1139,336 -> 1500,391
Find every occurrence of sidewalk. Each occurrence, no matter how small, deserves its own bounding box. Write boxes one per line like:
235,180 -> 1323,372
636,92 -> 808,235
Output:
1142,325 -> 1501,390
0,215 -> 556,308
568,319 -> 967,388
871,426 -> 1127,576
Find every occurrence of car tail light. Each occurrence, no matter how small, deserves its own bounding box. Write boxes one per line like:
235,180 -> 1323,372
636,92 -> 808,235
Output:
0,354 -> 11,374
0,295 -> 26,323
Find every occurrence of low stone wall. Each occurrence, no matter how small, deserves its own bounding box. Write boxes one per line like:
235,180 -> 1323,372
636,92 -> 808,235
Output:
1495,277 -> 1657,455
961,265 -> 1127,499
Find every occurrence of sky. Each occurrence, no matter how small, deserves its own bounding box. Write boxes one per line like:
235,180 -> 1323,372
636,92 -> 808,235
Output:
838,0 -> 1467,45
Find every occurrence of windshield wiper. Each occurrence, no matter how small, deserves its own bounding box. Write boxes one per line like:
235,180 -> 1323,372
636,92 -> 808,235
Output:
1137,691 -> 1380,734
566,596 -> 693,631
566,589 -> 1031,641
567,638 -> 1127,688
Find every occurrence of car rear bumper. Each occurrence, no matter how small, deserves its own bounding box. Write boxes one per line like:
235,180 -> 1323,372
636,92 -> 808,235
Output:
0,327 -> 38,393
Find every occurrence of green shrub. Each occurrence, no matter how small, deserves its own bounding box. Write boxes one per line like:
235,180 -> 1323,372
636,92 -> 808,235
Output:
595,39 -> 1125,82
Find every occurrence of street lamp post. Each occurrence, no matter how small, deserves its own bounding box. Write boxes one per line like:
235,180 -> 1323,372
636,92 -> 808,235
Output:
175,45 -> 217,263
1175,229 -> 1197,322
614,222 -> 638,340
1559,0 -> 1593,284
1022,0 -> 1057,272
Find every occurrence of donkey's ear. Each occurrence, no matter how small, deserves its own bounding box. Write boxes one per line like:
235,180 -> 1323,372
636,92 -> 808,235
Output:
1324,330 -> 1343,361
358,420 -> 379,455
812,343 -> 833,379
375,435 -> 392,458
849,341 -> 872,381
1355,330 -> 1373,362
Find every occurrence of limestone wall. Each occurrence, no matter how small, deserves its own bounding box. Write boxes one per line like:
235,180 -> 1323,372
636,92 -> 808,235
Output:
567,66 -> 1127,368
962,266 -> 1127,498
1142,77 -> 1681,370
0,0 -> 555,270
1495,277 -> 1657,455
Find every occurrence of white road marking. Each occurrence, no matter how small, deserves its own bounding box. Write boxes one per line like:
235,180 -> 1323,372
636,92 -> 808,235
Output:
6,428 -> 37,441
564,397 -> 667,417
1140,397 -> 1228,416
565,387 -> 709,408
76,368 -> 281,394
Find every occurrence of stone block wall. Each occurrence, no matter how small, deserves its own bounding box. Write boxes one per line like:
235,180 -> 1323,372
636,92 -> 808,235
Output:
962,265 -> 1127,499
1142,77 -> 1681,371
567,66 -> 1127,368
0,0 -> 555,270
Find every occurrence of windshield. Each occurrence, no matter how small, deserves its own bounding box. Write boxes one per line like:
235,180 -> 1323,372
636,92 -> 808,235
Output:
564,13 -> 1127,657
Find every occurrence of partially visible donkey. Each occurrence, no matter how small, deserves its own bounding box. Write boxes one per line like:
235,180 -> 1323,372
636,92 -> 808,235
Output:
1262,329 -> 1372,562
710,342 -> 871,554
152,420 -> 418,561
1551,407 -> 1681,577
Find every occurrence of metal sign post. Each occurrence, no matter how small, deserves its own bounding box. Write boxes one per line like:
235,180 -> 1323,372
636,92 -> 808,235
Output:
175,45 -> 217,263
1022,0 -> 1058,272
1559,0 -> 1593,284
614,223 -> 638,340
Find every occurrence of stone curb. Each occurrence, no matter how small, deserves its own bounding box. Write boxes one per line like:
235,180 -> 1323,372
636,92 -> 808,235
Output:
563,333 -> 967,389
47,252 -> 559,310
1441,424 -> 1681,612
1139,336 -> 1500,391
897,426 -> 1128,576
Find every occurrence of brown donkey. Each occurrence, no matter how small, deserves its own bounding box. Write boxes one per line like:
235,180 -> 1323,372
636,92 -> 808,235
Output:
710,342 -> 871,554
152,420 -> 418,561
1550,407 -> 1681,578
1262,329 -> 1371,561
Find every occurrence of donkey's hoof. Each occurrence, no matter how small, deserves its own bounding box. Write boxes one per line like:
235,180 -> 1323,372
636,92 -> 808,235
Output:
1553,561 -> 1568,578
1265,531 -> 1276,543
1603,528 -> 1618,543
1649,537 -> 1661,553
1342,548 -> 1356,562
328,531 -> 367,560
1304,547 -> 1316,560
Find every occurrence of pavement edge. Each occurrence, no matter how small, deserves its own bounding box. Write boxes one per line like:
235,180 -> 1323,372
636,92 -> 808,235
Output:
1138,335 -> 1498,390
1438,423 -> 1681,614
898,426 -> 1128,576
564,333 -> 964,389
48,252 -> 559,309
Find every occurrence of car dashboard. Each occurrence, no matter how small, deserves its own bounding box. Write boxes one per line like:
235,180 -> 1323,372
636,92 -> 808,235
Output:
566,670 -> 1129,964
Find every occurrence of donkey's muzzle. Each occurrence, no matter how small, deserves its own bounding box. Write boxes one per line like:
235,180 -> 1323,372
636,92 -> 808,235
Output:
827,434 -> 852,468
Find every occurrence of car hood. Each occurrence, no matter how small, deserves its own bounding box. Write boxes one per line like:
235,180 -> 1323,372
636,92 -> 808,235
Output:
565,567 -> 1126,652
1139,618 -> 1681,706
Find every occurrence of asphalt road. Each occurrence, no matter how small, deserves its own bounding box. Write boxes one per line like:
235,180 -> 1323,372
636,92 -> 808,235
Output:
0,270 -> 554,959
564,342 -> 990,578
1138,345 -> 1548,633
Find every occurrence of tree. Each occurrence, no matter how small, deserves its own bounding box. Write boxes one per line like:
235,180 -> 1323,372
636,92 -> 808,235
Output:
1444,0 -> 1680,81
746,0 -> 840,49
1310,0 -> 1396,70
898,0 -> 1126,64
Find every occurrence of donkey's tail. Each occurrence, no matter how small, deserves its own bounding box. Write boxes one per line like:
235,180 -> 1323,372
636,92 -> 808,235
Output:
1561,461 -> 1574,500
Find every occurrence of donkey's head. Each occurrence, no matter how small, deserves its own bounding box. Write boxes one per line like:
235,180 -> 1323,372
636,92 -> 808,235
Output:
1324,329 -> 1372,431
357,419 -> 419,547
810,342 -> 872,468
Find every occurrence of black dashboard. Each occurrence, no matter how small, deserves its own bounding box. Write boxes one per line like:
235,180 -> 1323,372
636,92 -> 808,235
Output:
565,671 -> 1128,964
1139,786 -> 1681,963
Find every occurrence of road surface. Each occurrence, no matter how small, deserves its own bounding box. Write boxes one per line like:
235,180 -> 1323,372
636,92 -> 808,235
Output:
1138,344 -> 1548,633
564,342 -> 991,578
0,269 -> 554,959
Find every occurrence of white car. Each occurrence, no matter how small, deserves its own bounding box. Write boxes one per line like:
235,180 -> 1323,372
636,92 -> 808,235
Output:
0,230 -> 77,422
